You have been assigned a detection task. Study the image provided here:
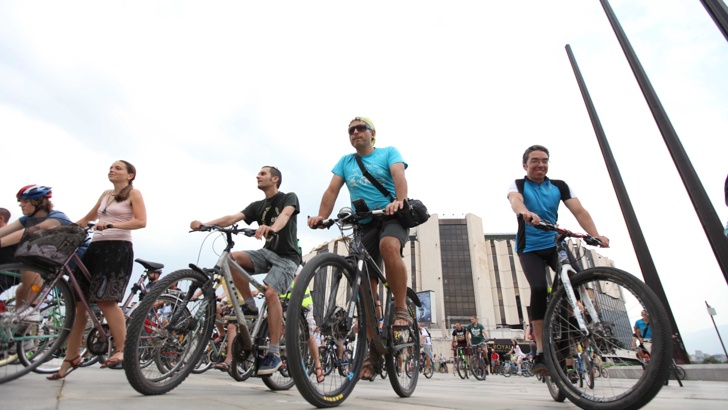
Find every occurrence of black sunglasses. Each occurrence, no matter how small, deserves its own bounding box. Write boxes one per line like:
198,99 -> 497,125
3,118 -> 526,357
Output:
348,124 -> 371,135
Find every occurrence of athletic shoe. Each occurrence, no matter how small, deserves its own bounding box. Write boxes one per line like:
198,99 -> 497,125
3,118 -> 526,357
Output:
532,353 -> 549,376
242,305 -> 259,317
257,353 -> 282,375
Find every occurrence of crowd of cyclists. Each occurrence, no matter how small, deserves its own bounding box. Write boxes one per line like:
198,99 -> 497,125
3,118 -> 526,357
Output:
0,116 -> 676,409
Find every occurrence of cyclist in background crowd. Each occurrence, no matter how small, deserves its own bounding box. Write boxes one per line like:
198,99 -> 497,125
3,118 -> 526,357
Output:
0,207 -> 17,266
632,310 -> 652,362
508,339 -> 526,376
419,324 -> 433,372
489,348 -> 500,375
452,322 -> 469,362
0,186 -> 84,312
308,116 -> 413,380
190,165 -> 300,375
467,315 -> 488,350
507,144 -> 609,376
49,161 -> 147,380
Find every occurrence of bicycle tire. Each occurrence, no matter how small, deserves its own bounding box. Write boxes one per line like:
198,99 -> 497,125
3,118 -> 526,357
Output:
0,264 -> 75,384
258,316 -> 295,391
338,348 -> 352,377
470,355 -> 485,380
229,332 -> 254,382
543,266 -> 671,410
423,362 -> 434,379
546,375 -> 567,402
321,349 -> 335,376
386,295 -> 419,396
454,357 -> 466,379
502,362 -> 511,377
285,252 -> 366,408
190,341 -> 216,374
124,269 -> 214,395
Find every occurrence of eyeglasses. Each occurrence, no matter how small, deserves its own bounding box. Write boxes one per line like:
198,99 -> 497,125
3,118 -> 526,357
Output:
528,158 -> 549,165
348,124 -> 371,135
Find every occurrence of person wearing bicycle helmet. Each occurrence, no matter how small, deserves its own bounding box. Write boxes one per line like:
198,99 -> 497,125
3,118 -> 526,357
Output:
48,160 -> 147,380
0,185 -> 84,310
507,145 -> 609,377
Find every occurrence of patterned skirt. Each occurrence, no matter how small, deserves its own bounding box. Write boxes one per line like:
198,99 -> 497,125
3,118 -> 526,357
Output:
74,240 -> 133,303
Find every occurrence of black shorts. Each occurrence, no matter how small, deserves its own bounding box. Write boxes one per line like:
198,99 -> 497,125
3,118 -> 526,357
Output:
360,217 -> 409,270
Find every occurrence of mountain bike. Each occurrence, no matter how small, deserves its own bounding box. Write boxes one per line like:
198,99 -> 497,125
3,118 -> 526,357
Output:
0,224 -> 167,383
536,221 -> 671,410
419,350 -> 433,379
453,345 -> 470,379
285,205 -> 421,408
78,258 -> 165,370
123,225 -> 296,395
318,335 -> 353,377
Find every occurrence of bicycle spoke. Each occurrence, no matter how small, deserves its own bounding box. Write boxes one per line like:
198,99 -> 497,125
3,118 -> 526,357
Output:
285,253 -> 365,408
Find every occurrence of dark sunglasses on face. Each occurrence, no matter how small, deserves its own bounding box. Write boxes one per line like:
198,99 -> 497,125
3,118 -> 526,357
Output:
348,124 -> 371,135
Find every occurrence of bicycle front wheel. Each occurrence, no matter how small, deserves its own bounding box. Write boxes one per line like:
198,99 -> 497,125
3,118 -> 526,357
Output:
0,264 -> 75,384
285,252 -> 366,408
543,266 -> 671,410
455,357 -> 467,379
470,356 -> 486,381
124,269 -> 215,395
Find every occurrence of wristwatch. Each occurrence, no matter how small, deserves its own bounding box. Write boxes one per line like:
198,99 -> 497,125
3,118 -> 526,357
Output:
107,224 -> 114,229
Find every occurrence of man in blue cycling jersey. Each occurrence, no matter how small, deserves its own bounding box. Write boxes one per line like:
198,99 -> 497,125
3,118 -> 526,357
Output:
507,145 -> 609,376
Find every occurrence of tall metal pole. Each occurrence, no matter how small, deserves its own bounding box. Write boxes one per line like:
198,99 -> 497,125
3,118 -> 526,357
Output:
705,301 -> 728,360
564,44 -> 689,363
599,0 -> 728,285
700,0 -> 728,42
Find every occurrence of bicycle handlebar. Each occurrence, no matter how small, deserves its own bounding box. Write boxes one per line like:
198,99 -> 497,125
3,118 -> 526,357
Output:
533,220 -> 603,247
311,207 -> 387,230
190,224 -> 255,236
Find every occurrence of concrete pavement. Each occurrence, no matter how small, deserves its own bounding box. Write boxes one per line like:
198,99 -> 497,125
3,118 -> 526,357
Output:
2,364 -> 727,410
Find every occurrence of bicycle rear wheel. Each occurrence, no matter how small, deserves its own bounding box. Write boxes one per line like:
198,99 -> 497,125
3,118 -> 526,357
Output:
546,375 -> 567,402
124,269 -> 214,395
285,252 -> 366,408
259,316 -> 296,391
543,266 -> 671,410
0,264 -> 75,384
386,295 -> 419,396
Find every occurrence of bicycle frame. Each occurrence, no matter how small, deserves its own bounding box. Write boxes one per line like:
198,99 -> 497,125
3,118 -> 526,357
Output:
343,227 -> 395,356
548,232 -> 602,338
188,227 -> 267,351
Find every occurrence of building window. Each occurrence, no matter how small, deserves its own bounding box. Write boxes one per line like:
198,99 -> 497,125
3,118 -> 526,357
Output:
440,221 -> 475,327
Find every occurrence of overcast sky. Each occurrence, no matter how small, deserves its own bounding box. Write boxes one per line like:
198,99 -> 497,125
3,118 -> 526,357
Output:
1,1 -> 727,355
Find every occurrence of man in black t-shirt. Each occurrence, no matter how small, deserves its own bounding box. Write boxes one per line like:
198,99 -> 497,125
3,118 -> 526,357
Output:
452,322 -> 469,362
190,166 -> 300,376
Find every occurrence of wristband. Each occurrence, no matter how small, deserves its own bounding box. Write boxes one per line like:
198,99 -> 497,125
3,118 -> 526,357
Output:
108,224 -> 114,229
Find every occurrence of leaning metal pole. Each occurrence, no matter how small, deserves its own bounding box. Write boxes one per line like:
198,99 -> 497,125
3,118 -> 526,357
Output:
700,0 -> 728,42
599,0 -> 728,286
565,44 -> 689,364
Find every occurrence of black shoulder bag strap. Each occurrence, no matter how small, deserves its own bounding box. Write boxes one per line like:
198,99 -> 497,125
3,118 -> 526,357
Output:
354,154 -> 395,202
